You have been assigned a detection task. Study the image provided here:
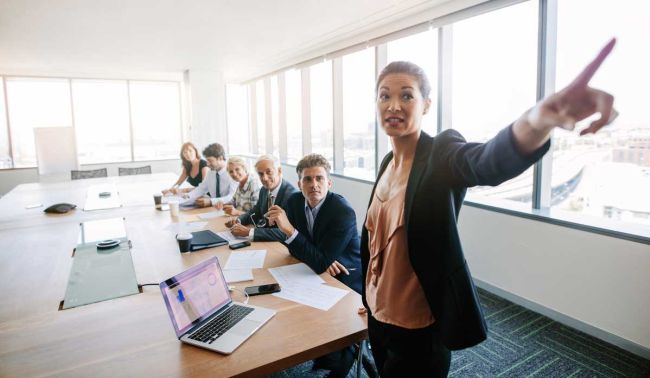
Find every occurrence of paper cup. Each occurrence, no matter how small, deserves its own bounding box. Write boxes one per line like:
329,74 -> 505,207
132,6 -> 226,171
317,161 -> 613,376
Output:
176,232 -> 193,253
169,201 -> 180,217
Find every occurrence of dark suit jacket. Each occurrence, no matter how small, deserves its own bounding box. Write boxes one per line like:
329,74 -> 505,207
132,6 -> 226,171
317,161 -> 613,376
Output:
361,125 -> 549,351
283,191 -> 362,294
238,178 -> 298,241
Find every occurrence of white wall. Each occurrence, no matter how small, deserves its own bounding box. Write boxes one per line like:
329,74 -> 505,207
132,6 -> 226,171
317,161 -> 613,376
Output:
305,171 -> 650,358
184,69 -> 228,146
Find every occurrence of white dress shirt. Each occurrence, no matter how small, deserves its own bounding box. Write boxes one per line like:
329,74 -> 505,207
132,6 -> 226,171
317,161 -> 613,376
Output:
185,167 -> 237,205
285,197 -> 325,244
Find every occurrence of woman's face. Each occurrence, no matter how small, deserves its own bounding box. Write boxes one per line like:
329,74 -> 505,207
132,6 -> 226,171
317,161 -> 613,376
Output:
377,73 -> 430,139
182,146 -> 196,161
227,162 -> 247,182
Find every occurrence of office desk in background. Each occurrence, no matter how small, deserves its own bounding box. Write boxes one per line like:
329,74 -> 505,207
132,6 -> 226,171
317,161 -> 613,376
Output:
0,174 -> 367,377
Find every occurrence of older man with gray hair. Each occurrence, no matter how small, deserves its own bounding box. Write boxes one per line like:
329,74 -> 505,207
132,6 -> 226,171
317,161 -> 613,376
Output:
228,155 -> 298,241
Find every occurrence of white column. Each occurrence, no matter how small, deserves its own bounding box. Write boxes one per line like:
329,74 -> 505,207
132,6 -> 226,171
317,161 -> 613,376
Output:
184,69 -> 228,150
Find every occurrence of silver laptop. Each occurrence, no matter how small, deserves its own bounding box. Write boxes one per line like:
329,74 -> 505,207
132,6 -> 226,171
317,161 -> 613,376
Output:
159,256 -> 275,354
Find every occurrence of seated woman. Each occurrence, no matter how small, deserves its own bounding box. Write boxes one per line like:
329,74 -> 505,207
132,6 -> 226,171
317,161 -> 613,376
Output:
221,156 -> 260,215
162,142 -> 210,195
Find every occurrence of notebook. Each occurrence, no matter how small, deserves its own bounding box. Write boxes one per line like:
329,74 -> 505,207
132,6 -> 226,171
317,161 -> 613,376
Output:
190,230 -> 228,251
159,257 -> 275,354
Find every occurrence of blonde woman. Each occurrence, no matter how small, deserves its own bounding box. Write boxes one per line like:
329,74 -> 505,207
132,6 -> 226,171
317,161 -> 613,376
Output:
221,156 -> 260,215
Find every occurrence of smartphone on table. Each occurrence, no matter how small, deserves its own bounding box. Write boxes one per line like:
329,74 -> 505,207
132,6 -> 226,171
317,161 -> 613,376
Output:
244,283 -> 281,296
229,241 -> 251,250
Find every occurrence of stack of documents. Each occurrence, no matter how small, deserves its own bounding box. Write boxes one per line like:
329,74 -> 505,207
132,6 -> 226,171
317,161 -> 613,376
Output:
268,263 -> 349,311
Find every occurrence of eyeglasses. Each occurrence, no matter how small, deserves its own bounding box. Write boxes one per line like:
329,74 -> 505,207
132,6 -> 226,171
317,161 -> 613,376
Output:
248,212 -> 267,228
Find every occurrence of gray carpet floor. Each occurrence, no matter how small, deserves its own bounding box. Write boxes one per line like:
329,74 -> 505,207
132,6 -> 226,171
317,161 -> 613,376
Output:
271,288 -> 650,377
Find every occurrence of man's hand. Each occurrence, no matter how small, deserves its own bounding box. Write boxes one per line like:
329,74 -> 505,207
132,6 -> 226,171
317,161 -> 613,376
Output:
230,223 -> 251,238
195,197 -> 212,208
326,260 -> 350,277
265,205 -> 294,237
225,217 -> 240,228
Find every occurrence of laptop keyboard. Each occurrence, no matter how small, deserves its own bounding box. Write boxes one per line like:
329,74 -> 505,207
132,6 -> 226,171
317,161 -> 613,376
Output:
189,304 -> 254,344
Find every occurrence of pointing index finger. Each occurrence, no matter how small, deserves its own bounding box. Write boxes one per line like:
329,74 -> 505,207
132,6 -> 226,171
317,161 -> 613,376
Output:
570,38 -> 616,89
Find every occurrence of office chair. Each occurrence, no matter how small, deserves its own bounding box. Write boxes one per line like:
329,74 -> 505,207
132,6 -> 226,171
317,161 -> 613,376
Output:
70,168 -> 108,180
118,165 -> 152,176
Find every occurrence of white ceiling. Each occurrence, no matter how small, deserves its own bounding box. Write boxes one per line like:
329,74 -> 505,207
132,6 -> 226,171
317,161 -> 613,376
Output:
0,0 -> 454,81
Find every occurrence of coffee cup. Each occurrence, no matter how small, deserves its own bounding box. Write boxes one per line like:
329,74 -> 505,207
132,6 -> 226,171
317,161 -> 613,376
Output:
153,193 -> 162,209
176,232 -> 193,253
169,201 -> 180,217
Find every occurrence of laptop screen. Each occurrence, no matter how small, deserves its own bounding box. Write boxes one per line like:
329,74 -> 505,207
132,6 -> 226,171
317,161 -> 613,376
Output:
160,257 -> 231,338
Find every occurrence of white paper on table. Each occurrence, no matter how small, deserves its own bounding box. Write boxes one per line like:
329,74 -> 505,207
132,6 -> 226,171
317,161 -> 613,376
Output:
161,195 -> 185,204
216,230 -> 249,245
273,283 -> 349,311
268,263 -> 325,288
224,250 -> 266,270
164,221 -> 208,234
222,269 -> 254,283
198,210 -> 224,220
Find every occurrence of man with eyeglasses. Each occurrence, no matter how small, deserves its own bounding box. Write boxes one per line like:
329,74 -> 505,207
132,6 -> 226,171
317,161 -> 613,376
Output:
228,155 -> 298,241
266,153 -> 362,378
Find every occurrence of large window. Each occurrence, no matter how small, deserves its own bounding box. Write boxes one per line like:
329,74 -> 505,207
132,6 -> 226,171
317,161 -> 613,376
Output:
5,78 -> 73,168
226,84 -> 250,156
310,61 -> 334,163
72,79 -> 131,164
451,1 -> 538,204
0,78 -> 10,168
270,76 -> 280,157
553,0 -> 650,226
285,69 -> 302,164
255,80 -> 266,154
386,29 -> 438,136
0,77 -> 183,169
342,48 -> 376,180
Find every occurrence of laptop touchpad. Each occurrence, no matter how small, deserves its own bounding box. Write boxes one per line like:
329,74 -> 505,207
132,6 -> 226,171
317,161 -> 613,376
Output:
231,319 -> 261,336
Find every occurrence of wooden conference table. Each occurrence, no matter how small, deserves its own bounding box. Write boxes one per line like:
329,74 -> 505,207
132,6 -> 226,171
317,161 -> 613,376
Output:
0,173 -> 367,377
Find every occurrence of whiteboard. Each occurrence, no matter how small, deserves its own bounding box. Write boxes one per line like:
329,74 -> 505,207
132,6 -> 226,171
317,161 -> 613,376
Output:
34,127 -> 79,175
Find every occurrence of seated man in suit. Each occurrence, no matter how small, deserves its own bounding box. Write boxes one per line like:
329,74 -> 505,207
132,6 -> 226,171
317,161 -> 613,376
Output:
228,155 -> 298,241
184,143 -> 238,208
266,153 -> 361,378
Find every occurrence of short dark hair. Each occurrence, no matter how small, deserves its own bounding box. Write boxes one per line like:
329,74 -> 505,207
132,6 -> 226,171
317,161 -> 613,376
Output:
202,143 -> 225,159
296,154 -> 331,178
376,61 -> 431,99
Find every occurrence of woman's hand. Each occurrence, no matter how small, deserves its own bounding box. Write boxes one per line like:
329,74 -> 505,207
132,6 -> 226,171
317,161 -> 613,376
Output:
514,38 -> 617,154
223,204 -> 243,216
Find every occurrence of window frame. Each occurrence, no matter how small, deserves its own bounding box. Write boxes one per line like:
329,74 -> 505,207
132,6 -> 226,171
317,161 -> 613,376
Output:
0,75 -> 184,168
227,0 -> 649,243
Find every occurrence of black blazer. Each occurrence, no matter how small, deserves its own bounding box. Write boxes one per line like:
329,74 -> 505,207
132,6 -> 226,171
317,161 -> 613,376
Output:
361,125 -> 549,350
283,191 -> 362,293
238,178 -> 299,241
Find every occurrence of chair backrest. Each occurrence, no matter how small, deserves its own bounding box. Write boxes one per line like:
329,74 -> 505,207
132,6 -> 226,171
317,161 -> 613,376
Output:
71,168 -> 108,180
118,165 -> 152,176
